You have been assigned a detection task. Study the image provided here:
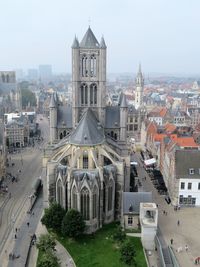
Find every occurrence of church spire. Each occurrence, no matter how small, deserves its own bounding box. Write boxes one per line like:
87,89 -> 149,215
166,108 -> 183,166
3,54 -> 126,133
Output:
72,35 -> 79,48
135,64 -> 144,110
136,63 -> 144,87
100,36 -> 107,49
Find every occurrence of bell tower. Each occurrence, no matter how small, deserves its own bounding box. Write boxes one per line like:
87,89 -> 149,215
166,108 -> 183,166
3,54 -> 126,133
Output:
135,64 -> 144,110
72,27 -> 106,128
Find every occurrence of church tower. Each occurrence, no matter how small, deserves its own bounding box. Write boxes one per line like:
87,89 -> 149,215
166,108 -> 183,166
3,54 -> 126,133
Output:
135,64 -> 144,110
49,93 -> 57,143
72,27 -> 106,128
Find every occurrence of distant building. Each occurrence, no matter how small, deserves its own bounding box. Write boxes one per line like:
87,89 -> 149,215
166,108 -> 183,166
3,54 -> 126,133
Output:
0,71 -> 17,94
28,69 -> 38,81
39,65 -> 52,81
4,111 -> 37,149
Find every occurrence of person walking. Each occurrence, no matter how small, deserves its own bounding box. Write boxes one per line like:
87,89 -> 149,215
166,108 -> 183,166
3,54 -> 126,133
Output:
170,238 -> 173,245
27,222 -> 30,227
177,220 -> 180,226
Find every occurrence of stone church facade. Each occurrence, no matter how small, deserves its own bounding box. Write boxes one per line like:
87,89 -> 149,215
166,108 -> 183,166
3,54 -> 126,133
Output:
44,27 -> 144,233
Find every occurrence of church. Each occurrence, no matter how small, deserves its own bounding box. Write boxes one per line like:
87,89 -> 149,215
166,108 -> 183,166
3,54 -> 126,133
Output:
43,27 -> 145,233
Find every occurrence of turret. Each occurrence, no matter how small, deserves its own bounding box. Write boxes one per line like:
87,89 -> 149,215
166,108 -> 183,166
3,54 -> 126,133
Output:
49,93 -> 57,143
119,93 -> 128,141
135,64 -> 144,110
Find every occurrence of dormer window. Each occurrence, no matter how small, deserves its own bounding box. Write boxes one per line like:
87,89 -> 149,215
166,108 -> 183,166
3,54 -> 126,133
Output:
129,204 -> 133,212
189,168 -> 195,175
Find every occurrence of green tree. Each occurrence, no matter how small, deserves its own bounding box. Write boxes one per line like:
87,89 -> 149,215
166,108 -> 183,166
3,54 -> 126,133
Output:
120,239 -> 136,266
113,225 -> 126,243
37,250 -> 60,267
61,209 -> 85,238
20,86 -> 36,108
36,234 -> 56,252
41,202 -> 66,231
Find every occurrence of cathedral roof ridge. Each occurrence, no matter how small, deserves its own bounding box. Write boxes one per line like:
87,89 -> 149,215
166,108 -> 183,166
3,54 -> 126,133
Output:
69,108 -> 105,146
80,27 -> 100,48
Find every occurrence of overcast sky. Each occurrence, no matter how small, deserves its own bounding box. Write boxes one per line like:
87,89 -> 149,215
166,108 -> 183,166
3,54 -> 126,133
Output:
1,0 -> 200,75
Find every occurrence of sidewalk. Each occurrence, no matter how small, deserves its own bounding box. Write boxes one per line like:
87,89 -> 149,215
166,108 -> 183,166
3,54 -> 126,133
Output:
28,217 -> 76,267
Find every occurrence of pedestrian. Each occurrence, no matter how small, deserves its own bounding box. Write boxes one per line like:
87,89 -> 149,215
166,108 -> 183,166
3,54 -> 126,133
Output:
170,238 -> 173,245
185,245 -> 188,252
15,228 -> 17,232
27,222 -> 30,227
163,210 -> 165,215
14,234 -> 17,239
177,220 -> 180,226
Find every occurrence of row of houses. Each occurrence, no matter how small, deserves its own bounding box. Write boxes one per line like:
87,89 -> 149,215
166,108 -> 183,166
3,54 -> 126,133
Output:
141,112 -> 200,206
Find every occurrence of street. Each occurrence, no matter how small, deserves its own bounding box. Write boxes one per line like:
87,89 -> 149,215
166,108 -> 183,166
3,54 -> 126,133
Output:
0,114 -> 49,267
132,152 -> 200,267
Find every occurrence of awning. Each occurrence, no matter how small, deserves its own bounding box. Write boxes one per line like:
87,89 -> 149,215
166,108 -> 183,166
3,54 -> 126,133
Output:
144,158 -> 156,166
130,161 -> 138,166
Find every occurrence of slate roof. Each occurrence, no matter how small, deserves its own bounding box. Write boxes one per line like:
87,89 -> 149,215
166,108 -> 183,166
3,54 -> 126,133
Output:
72,36 -> 79,48
69,108 -> 104,146
123,192 -> 152,214
49,93 -> 56,108
100,36 -> 106,48
119,93 -> 128,108
80,27 -> 99,48
105,106 -> 120,128
57,106 -> 72,128
175,149 -> 200,179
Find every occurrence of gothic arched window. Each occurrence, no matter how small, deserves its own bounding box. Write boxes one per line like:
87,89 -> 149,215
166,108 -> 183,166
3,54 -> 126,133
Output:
81,187 -> 90,220
108,180 -> 113,211
2,74 -> 5,83
60,132 -> 63,139
82,55 -> 88,77
93,186 -> 98,219
90,83 -> 97,105
72,186 -> 77,210
90,55 -> 96,77
6,74 -> 9,83
57,179 -> 63,206
81,84 -> 88,106
83,151 -> 88,169
63,130 -> 66,137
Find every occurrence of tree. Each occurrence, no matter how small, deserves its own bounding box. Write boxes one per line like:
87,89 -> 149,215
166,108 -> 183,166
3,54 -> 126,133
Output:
120,239 -> 136,266
61,209 -> 85,238
36,234 -> 56,252
113,226 -> 126,243
41,202 -> 66,231
20,86 -> 36,108
37,250 -> 60,267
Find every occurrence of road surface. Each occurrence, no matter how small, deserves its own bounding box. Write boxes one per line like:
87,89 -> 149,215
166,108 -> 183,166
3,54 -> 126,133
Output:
0,114 -> 49,267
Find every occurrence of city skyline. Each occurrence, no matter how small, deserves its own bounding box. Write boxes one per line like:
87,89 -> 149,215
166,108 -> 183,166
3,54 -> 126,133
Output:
1,0 -> 200,74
